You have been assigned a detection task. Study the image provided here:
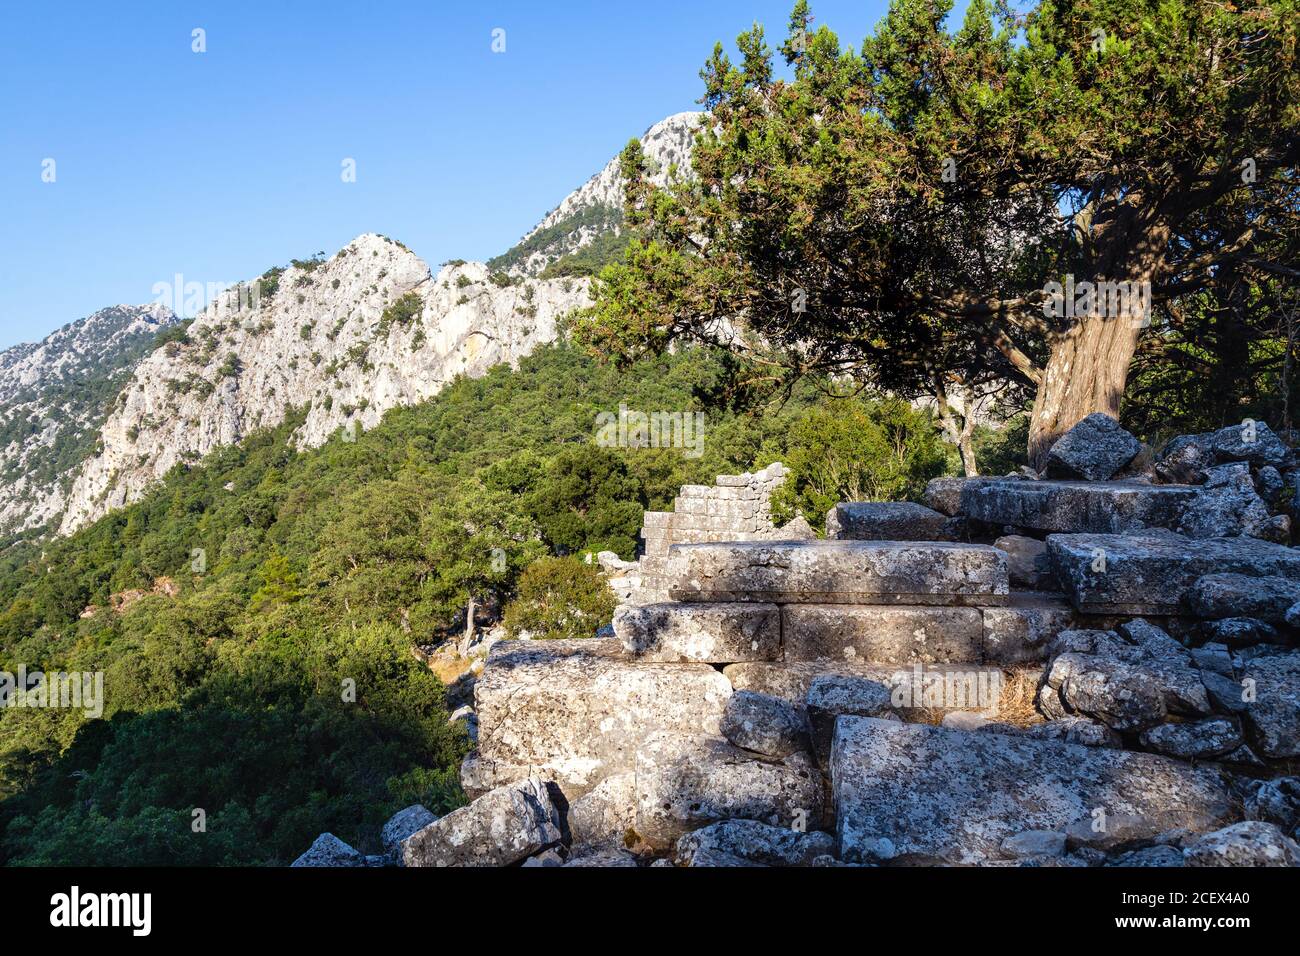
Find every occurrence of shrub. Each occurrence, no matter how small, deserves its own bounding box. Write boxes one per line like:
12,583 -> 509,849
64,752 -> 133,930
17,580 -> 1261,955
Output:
502,556 -> 616,640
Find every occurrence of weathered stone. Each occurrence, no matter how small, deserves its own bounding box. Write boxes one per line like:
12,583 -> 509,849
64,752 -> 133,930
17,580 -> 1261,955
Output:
825,501 -> 952,541
1200,617 -> 1279,647
1257,465 -> 1285,502
1201,670 -> 1250,714
1243,777 -> 1300,835
941,711 -> 993,731
1289,600 -> 1300,628
1186,573 -> 1300,624
1138,718 -> 1243,760
675,819 -> 835,867
1115,619 -> 1212,716
567,772 -> 636,850
381,805 -> 437,862
1043,413 -> 1141,481
521,848 -> 566,867
981,596 -> 1077,664
613,601 -> 779,664
994,535 -> 1058,590
964,479 -> 1198,535
1154,434 -> 1212,484
1000,830 -> 1066,858
832,718 -> 1234,864
773,515 -> 816,539
924,477 -> 972,516
1210,420 -> 1290,468
1190,642 -> 1234,677
470,639 -> 731,794
680,847 -> 766,867
1020,716 -> 1123,748
1183,821 -> 1300,866
805,674 -> 894,765
1048,652 -> 1168,731
719,691 -> 807,758
1047,532 -> 1300,615
292,832 -> 365,868
1065,812 -> 1174,852
1240,650 -> 1300,757
402,779 -> 562,867
666,540 -> 1009,605
782,604 -> 983,665
563,848 -> 640,867
1111,845 -> 1186,867
633,732 -> 826,849
1177,463 -> 1274,539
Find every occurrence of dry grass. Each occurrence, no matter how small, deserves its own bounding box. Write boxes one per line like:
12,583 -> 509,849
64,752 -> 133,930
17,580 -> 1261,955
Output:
994,667 -> 1047,727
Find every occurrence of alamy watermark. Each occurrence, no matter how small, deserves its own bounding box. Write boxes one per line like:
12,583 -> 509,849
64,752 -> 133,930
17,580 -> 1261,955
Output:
1,666 -> 104,718
595,403 -> 705,458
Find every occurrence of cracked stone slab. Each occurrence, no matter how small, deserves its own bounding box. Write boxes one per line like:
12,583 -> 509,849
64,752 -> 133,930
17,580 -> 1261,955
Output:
831,717 -> 1236,865
666,540 -> 1009,605
963,479 -> 1199,534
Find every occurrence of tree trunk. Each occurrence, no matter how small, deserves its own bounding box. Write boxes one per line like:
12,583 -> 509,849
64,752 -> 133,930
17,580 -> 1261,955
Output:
933,379 -> 980,477
462,595 -> 476,653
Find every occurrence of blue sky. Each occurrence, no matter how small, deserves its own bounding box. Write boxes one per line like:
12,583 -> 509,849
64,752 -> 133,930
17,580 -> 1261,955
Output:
1,0 -> 971,349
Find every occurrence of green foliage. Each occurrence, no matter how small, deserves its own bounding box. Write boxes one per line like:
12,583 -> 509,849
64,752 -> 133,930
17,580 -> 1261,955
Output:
973,414 -> 1030,476
502,556 -> 616,640
489,203 -> 622,275
377,292 -> 423,337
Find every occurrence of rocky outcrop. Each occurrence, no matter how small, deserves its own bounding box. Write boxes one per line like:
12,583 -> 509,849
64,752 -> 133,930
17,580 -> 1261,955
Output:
1042,413 -> 1141,481
401,779 -> 562,867
291,832 -> 365,867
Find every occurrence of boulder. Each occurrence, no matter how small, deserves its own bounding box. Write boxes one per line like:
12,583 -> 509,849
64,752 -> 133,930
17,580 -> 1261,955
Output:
1199,617 -> 1279,647
1177,463 -> 1275,539
1111,845 -> 1186,867
1000,830 -> 1067,859
613,601 -> 780,663
1138,718 -> 1243,760
1243,777 -> 1300,835
1064,812 -> 1166,852
675,819 -> 835,867
1256,465 -> 1285,502
719,691 -> 807,758
1019,716 -> 1122,748
567,773 -> 636,850
633,732 -> 826,850
1043,413 -> 1141,481
665,540 -> 1009,606
831,718 -> 1235,864
963,479 -> 1198,535
782,604 -> 983,665
773,516 -> 817,540
1189,642 -> 1234,677
1183,821 -> 1300,866
925,477 -> 977,516
291,833 -> 365,867
993,535 -> 1059,590
1210,420 -> 1290,468
825,501 -> 952,541
521,848 -> 566,867
805,673 -> 894,765
381,805 -> 437,862
1240,650 -> 1300,757
401,779 -> 562,867
1047,532 -> 1300,614
1186,573 -> 1300,624
469,639 -> 731,795
1201,671 -> 1250,714
1154,434 -> 1215,484
1046,652 -> 1168,731
563,848 -> 640,867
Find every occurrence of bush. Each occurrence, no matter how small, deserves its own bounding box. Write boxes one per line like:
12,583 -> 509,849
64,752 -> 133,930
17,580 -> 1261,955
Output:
502,556 -> 616,641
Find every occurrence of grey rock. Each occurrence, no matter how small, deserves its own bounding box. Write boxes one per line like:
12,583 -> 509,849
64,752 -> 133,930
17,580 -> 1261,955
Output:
381,805 -> 437,862
1048,652 -> 1168,730
1201,670 -> 1250,714
1186,573 -> 1300,624
832,718 -> 1235,865
1110,845 -> 1186,867
563,848 -> 640,867
805,673 -> 894,766
1154,434 -> 1215,484
1289,601 -> 1300,628
680,847 -> 767,867
924,477 -> 979,516
1065,812 -> 1165,852
1210,420 -> 1289,468
782,604 -> 983,665
1043,413 -> 1141,481
1240,650 -> 1300,757
666,540 -> 1009,606
1000,829 -> 1066,858
521,848 -> 566,867
1138,718 -> 1243,760
1047,532 -> 1300,615
825,501 -> 952,541
675,819 -> 835,867
1243,777 -> 1300,833
1200,617 -> 1279,647
963,479 -> 1198,535
1178,463 -> 1275,539
291,832 -> 365,868
719,691 -> 807,758
1021,716 -> 1123,748
980,596 -> 1078,665
773,515 -> 816,539
469,638 -> 731,795
402,778 -> 562,867
994,535 -> 1059,590
1256,465 -> 1285,502
942,711 -> 993,731
567,772 -> 636,850
1183,821 -> 1300,866
634,732 -> 826,850
1190,642 -> 1234,677
613,601 -> 780,663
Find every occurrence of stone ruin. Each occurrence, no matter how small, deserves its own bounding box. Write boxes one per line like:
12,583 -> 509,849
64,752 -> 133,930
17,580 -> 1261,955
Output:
296,413 -> 1300,868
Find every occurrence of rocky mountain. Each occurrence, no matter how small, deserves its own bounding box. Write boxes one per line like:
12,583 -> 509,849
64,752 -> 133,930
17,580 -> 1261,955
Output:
0,303 -> 178,539
488,111 -> 702,278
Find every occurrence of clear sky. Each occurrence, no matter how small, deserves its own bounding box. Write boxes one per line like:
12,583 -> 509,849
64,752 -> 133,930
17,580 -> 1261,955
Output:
1,0 -> 970,350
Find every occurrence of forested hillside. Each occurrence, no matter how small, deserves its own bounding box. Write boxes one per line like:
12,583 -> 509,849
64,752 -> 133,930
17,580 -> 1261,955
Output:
0,340 -> 957,864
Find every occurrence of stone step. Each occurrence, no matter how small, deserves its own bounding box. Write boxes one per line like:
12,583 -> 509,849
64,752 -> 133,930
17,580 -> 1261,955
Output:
614,602 -> 780,663
825,501 -> 953,541
783,605 -> 982,665
1047,531 -> 1300,614
963,479 -> 1199,534
665,540 -> 1009,605
464,638 -> 732,798
832,717 -> 1236,864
